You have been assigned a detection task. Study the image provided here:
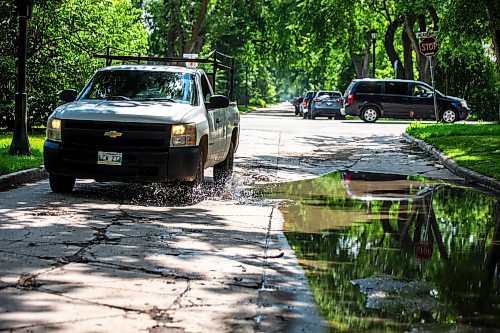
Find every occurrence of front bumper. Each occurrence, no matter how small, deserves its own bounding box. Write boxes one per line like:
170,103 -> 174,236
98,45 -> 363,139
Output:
457,107 -> 470,120
43,141 -> 200,182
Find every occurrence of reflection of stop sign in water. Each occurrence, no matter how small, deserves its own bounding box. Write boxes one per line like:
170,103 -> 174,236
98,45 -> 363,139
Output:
415,241 -> 433,260
419,37 -> 439,56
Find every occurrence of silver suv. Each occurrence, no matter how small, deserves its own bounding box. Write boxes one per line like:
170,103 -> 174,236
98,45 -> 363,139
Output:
309,90 -> 344,120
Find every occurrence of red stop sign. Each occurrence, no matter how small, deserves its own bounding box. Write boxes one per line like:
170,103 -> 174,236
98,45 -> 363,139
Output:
419,36 -> 439,56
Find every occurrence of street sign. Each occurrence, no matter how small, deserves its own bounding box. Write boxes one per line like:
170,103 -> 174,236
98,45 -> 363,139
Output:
183,53 -> 198,68
419,36 -> 439,56
416,31 -> 438,39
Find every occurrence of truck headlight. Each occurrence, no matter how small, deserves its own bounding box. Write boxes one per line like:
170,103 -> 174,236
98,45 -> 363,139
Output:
171,124 -> 196,147
47,118 -> 62,142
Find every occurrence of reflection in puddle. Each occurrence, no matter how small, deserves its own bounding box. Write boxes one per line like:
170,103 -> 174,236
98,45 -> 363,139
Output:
262,171 -> 500,332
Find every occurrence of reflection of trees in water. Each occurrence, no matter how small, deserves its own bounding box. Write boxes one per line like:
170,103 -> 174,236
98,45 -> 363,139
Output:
480,201 -> 500,314
376,187 -> 449,262
370,186 -> 500,326
273,173 -> 500,331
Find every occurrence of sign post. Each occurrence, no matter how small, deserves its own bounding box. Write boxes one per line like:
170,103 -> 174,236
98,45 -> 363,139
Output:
419,35 -> 440,122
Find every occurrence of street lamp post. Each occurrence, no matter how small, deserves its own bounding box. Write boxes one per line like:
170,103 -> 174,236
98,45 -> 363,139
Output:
370,30 -> 377,78
9,0 -> 32,156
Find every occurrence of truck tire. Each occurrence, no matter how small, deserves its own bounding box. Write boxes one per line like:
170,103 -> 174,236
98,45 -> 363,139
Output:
190,149 -> 205,186
181,149 -> 204,198
49,174 -> 76,193
213,142 -> 235,184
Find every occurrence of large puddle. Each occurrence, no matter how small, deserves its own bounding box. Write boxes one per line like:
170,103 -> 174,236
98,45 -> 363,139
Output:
261,171 -> 500,332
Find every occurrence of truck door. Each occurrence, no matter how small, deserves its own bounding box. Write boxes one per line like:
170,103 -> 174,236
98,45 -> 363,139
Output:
201,74 -> 225,163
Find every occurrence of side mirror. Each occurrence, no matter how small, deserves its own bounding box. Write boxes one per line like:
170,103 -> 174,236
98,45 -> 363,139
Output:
207,95 -> 230,109
59,89 -> 78,102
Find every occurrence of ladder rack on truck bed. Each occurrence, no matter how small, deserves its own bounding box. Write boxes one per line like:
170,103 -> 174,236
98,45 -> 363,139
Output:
92,47 -> 235,101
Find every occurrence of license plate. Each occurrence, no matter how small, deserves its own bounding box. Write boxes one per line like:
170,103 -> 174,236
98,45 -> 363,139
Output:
97,151 -> 123,166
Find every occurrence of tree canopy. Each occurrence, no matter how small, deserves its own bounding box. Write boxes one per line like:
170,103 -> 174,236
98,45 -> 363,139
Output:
0,0 -> 498,129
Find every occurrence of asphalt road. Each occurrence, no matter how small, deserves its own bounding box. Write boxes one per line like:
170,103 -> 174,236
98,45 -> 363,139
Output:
235,103 -> 460,184
0,103 -> 461,333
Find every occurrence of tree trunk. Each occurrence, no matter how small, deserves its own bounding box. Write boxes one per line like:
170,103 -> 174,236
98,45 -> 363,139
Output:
479,201 -> 500,310
351,53 -> 363,78
192,34 -> 205,54
485,0 -> 500,71
177,19 -> 184,56
493,28 -> 500,71
411,14 -> 431,83
402,15 -> 415,80
185,0 -> 209,53
350,33 -> 371,79
164,0 -> 177,57
384,17 -> 405,79
428,6 -> 439,31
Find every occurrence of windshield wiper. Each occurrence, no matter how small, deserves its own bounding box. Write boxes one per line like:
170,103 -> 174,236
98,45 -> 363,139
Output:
105,95 -> 131,100
142,98 -> 177,103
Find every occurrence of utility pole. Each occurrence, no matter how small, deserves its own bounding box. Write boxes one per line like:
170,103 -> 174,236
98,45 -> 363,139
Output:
9,0 -> 32,156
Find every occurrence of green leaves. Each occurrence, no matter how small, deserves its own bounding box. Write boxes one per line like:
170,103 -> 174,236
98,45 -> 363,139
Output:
0,0 -> 148,129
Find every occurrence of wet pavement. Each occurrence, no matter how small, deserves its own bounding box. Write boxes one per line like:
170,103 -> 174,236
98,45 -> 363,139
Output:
235,105 -> 464,185
0,103 -> 490,332
0,180 -> 323,332
261,170 -> 500,332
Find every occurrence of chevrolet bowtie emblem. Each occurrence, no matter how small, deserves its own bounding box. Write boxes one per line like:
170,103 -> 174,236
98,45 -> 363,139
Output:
104,131 -> 123,139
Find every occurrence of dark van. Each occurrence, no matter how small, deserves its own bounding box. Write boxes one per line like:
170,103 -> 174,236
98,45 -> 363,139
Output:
341,79 -> 469,123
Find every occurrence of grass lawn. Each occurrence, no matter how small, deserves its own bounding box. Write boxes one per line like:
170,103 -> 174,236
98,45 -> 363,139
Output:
406,123 -> 500,180
238,104 -> 263,113
0,134 -> 45,176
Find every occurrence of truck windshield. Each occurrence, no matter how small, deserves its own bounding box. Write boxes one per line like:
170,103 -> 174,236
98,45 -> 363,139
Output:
80,70 -> 197,105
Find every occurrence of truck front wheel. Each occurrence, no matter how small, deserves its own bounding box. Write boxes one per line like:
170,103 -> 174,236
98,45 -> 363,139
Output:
188,149 -> 204,186
180,149 -> 204,199
213,142 -> 234,184
49,174 -> 76,193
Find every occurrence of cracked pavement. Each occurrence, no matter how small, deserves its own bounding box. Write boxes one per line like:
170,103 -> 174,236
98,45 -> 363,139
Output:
0,103 -> 463,332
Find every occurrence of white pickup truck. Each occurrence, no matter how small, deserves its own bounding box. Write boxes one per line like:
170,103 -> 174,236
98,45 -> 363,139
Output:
44,54 -> 239,193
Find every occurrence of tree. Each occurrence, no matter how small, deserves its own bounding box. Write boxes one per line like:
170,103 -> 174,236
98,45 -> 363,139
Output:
0,0 -> 148,129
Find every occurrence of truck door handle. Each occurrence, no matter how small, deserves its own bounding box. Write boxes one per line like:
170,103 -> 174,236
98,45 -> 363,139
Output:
216,118 -> 221,124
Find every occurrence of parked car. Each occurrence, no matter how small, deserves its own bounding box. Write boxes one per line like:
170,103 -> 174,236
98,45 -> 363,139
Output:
309,90 -> 344,120
292,96 -> 303,115
301,91 -> 316,118
341,79 -> 469,123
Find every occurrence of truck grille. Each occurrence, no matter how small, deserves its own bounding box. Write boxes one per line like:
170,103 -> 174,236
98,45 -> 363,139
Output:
61,120 -> 171,151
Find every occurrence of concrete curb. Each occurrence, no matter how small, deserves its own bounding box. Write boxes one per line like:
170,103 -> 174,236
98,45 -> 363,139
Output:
0,166 -> 48,192
402,133 -> 500,193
